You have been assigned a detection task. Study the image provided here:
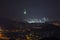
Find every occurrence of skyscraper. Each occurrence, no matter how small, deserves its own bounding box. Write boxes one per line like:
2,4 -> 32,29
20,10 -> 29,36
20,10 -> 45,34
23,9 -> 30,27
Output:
24,9 -> 27,22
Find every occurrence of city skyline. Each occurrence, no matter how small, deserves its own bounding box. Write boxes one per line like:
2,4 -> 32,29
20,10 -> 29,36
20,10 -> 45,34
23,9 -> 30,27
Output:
0,0 -> 60,21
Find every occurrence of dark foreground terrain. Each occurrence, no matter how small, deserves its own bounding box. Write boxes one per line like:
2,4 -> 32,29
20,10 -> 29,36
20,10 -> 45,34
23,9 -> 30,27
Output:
0,18 -> 60,40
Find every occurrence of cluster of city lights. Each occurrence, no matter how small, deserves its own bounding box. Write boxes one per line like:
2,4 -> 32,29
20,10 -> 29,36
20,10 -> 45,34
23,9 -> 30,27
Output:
24,17 -> 49,23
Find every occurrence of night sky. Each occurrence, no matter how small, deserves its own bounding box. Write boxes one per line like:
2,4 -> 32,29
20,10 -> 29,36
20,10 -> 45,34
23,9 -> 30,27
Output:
0,0 -> 60,21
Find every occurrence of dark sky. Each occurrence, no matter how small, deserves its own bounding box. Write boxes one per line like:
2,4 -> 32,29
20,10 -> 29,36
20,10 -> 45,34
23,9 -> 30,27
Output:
0,0 -> 60,21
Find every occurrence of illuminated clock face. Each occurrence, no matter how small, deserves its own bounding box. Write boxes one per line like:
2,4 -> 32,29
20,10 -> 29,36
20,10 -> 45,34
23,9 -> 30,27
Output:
24,9 -> 26,14
24,11 -> 26,14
